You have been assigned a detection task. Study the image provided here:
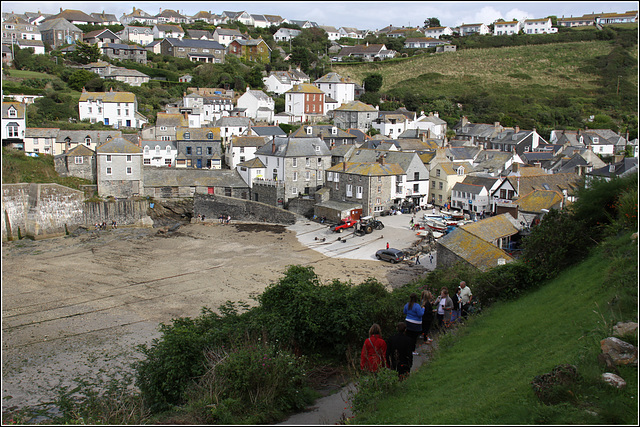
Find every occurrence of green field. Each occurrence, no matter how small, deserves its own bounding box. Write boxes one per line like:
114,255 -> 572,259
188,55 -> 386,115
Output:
352,231 -> 638,424
3,69 -> 55,80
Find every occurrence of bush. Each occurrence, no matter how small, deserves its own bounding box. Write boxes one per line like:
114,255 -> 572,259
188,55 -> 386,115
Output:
350,368 -> 400,415
188,341 -> 315,424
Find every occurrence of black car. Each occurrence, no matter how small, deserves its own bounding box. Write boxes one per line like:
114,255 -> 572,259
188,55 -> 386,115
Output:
375,248 -> 405,263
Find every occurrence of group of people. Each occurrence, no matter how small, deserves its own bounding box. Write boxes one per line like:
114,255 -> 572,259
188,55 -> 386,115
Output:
94,220 -> 117,230
218,214 -> 231,225
360,282 -> 473,379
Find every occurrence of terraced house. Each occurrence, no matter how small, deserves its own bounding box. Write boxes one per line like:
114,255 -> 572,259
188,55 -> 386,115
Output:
160,38 -> 225,63
228,37 -> 271,63
174,127 -> 223,169
78,89 -> 148,129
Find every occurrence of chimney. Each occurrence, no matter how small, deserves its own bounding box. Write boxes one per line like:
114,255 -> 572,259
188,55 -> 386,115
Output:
272,140 -> 276,154
494,121 -> 500,128
60,7 -> 62,12
378,156 -> 385,165
342,161 -> 347,171
514,125 -> 520,133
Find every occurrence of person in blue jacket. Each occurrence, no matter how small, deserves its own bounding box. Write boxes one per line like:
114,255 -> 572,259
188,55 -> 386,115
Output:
403,292 -> 425,355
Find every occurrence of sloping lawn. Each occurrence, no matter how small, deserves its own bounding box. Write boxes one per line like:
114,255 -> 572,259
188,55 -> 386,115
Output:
353,231 -> 638,424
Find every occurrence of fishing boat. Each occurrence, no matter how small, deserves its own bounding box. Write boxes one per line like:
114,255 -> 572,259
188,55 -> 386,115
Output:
424,218 -> 448,232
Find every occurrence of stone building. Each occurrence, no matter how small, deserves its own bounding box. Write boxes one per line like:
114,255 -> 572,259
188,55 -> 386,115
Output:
54,144 -> 96,181
96,137 -> 144,198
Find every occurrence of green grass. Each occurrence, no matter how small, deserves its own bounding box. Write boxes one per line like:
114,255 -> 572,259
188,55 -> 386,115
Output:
2,147 -> 94,188
3,69 -> 55,79
352,231 -> 638,424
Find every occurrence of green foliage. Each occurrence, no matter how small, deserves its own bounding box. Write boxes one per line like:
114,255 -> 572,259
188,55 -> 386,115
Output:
350,368 -> 400,415
68,42 -> 102,65
187,341 -> 315,424
424,17 -> 442,28
67,69 -> 98,91
2,147 -> 92,188
363,73 -> 383,92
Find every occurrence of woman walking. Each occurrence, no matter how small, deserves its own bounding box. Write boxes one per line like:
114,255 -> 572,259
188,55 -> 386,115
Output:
403,293 -> 425,355
360,323 -> 388,372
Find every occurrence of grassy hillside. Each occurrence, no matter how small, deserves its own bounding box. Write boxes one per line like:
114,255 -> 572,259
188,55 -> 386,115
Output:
2,147 -> 93,189
352,231 -> 638,424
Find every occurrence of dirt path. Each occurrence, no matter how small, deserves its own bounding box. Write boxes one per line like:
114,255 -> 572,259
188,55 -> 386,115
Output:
2,218 -> 426,414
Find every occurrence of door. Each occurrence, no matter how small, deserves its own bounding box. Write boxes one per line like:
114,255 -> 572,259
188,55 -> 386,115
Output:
207,187 -> 214,195
196,159 -> 202,168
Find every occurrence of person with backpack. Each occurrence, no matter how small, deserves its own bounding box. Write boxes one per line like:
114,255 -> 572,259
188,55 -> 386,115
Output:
360,323 -> 388,372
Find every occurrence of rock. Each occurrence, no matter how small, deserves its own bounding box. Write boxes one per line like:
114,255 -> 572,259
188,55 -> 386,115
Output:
602,372 -> 626,389
597,352 -> 620,375
600,337 -> 638,366
613,322 -> 638,337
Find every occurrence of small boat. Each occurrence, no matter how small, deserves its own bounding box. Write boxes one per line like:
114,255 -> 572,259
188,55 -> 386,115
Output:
424,218 -> 448,232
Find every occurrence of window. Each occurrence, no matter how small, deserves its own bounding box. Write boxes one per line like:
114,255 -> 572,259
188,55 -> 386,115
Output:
292,158 -> 297,167
439,182 -> 443,190
207,132 -> 213,139
126,167 -> 132,175
196,147 -> 202,155
414,172 -> 420,180
292,187 -> 298,195
305,171 -> 310,181
7,107 -> 17,118
7,126 -> 18,137
436,169 -> 441,177
414,183 -> 419,192
106,167 -> 112,175
186,146 -> 192,155
356,186 -> 363,199
165,159 -> 172,166
377,186 -> 382,193
106,155 -> 112,162
184,132 -> 190,139
346,184 -> 353,197
293,171 -> 298,181
74,156 -> 83,164
126,155 -> 132,162
317,170 -> 322,180
207,147 -> 212,155
335,182 -> 339,190
161,136 -> 171,141
144,158 -> 151,165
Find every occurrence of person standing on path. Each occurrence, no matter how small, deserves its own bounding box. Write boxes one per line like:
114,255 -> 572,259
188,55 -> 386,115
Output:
386,322 -> 413,380
459,281 -> 473,319
360,324 -> 388,373
429,253 -> 434,264
403,293 -> 425,355
386,242 -> 390,250
435,287 -> 453,331
415,254 -> 421,265
420,290 -> 435,342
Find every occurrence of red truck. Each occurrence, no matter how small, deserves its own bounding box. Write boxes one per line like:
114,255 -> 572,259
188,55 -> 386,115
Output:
330,218 -> 358,233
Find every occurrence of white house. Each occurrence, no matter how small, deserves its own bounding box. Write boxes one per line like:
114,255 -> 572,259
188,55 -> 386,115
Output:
236,157 -> 267,188
215,116 -> 254,146
523,18 -> 557,34
414,112 -> 448,138
284,84 -> 326,123
213,28 -> 244,46
458,23 -> 491,36
314,72 -> 355,107
78,89 -> 148,129
262,69 -> 310,95
319,26 -> 340,41
153,24 -> 185,40
142,140 -> 177,167
273,27 -> 302,42
227,135 -> 268,169
2,101 -> 26,147
182,92 -> 234,124
118,25 -> 154,45
236,88 -> 275,123
222,11 -> 254,26
337,27 -> 366,39
493,20 -> 522,35
423,26 -> 454,38
371,113 -> 413,138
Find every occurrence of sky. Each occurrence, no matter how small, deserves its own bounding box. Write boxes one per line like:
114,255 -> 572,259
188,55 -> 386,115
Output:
1,1 -> 637,31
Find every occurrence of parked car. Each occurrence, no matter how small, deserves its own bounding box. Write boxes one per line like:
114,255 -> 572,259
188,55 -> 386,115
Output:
375,248 -> 405,263
330,218 -> 358,233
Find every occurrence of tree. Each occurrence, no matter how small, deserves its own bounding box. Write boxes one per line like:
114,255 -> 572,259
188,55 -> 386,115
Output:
67,70 -> 98,91
424,17 -> 441,28
363,73 -> 383,92
70,42 -> 101,64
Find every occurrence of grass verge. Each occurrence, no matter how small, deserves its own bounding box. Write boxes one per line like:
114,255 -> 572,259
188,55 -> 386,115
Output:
351,230 -> 638,424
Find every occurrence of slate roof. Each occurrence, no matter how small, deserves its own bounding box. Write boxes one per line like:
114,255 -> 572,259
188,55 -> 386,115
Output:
96,137 -> 142,154
25,128 -> 60,138
156,9 -> 187,19
505,172 -> 581,197
143,168 -> 248,188
515,190 -> 564,212
286,83 -> 325,94
58,130 -> 122,143
327,161 -> 405,176
314,72 -> 356,84
333,101 -> 377,112
249,126 -> 287,137
238,157 -> 266,168
154,113 -> 188,127
437,227 -> 514,272
66,144 -> 95,156
176,127 -> 221,140
290,125 -> 355,140
436,161 -> 474,175
255,137 -> 331,157
588,158 -> 638,178
452,182 -> 486,195
472,150 -> 514,173
37,17 -> 82,33
50,9 -> 101,24
462,175 -> 499,191
156,24 -> 185,32
163,38 -> 225,50
232,136 -> 268,147
2,102 -> 26,118
186,29 -> 212,39
348,149 -> 419,172
338,44 -> 386,56
461,213 -> 520,242
215,117 -> 254,127
329,144 -> 357,158
79,90 -> 136,103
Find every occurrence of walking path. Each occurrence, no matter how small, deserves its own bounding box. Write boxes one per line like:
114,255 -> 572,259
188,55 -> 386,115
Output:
277,338 -> 437,425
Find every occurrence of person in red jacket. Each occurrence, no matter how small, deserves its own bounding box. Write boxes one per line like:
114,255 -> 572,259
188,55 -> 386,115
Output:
360,323 -> 388,372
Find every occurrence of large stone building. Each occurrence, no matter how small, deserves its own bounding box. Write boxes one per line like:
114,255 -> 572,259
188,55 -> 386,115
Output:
96,137 -> 144,198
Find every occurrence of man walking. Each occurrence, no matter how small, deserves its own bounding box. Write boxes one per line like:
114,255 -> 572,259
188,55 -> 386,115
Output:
459,281 -> 473,318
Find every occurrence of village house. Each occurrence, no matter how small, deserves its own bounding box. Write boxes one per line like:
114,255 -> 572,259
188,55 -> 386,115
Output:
253,137 -> 332,203
141,112 -> 187,141
2,101 -> 27,149
453,117 -> 505,148
143,168 -> 250,199
290,125 -> 358,149
331,101 -> 379,132
117,26 -> 154,46
23,127 -> 58,155
557,15 -> 595,27
595,10 -> 638,25
228,37 -> 271,63
325,157 -> 405,217
90,11 -> 119,26
55,129 -> 122,155
262,69 -> 311,95
54,144 -> 96,181
348,149 -> 431,209
221,11 -> 254,26
174,127 -> 223,169
190,11 -> 224,26
2,14 -> 43,52
289,20 -> 318,29
212,28 -> 245,46
100,43 -> 148,65
153,24 -> 185,40
386,27 -> 421,38
493,20 -> 523,35
83,29 -> 119,47
236,88 -> 275,123
243,125 -> 287,142
236,157 -> 267,189
335,43 -> 395,62
585,157 -> 638,186
319,25 -> 340,41
215,116 -> 254,147
404,37 -> 450,49
185,29 -> 213,41
160,38 -> 226,63
37,18 -> 82,49
314,72 -> 356,107
273,27 -> 302,42
284,83 -> 326,123
226,136 -> 269,169
436,226 -> 514,272
423,26 -> 454,38
155,9 -> 188,24
371,112 -> 412,138
414,112 -> 448,138
78,89 -> 148,129
337,27 -> 368,39
457,23 -> 491,36
141,140 -> 177,167
488,126 -> 549,156
523,18 -> 558,34
181,92 -> 234,124
96,137 -> 144,198
101,66 -> 150,86
429,148 -> 474,207
45,8 -> 102,26
119,7 -> 157,26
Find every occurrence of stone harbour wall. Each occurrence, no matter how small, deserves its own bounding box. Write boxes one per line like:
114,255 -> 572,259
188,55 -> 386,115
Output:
193,193 -> 297,225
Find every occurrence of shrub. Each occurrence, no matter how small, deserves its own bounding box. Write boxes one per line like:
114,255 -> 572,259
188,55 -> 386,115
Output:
349,368 -> 400,415
531,364 -> 581,405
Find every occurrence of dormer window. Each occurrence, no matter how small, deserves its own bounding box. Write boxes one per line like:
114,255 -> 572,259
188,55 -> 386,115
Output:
593,137 -> 599,143
7,107 -> 17,117
456,166 -> 465,176
85,136 -> 92,145
184,132 -> 190,139
207,132 -> 213,139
